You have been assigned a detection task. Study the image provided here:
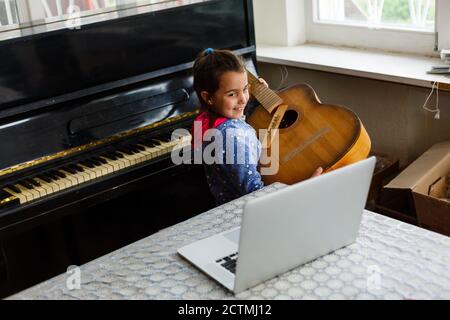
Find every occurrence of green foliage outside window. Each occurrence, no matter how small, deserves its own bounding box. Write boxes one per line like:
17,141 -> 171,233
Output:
351,0 -> 435,25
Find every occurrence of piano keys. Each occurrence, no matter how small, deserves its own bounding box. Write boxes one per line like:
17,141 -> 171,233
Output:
1,132 -> 191,208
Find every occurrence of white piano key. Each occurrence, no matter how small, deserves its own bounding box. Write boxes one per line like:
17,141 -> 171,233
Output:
105,159 -> 121,171
86,163 -> 107,176
34,178 -> 57,194
59,170 -> 81,185
50,176 -> 70,190
19,182 -> 44,198
139,146 -> 158,159
113,158 -> 127,170
67,170 -> 85,183
115,152 -> 134,166
14,184 -> 35,202
131,151 -> 147,164
52,171 -> 75,188
3,188 -> 27,204
29,183 -> 48,197
63,171 -> 82,184
76,169 -> 92,183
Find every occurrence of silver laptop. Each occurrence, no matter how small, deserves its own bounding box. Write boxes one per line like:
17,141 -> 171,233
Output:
178,157 -> 376,293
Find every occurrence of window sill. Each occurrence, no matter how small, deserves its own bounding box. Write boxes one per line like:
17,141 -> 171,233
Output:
256,44 -> 450,91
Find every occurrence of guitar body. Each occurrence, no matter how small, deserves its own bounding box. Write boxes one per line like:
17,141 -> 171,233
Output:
247,83 -> 371,185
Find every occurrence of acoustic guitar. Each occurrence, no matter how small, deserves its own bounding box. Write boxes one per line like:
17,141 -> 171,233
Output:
246,71 -> 371,185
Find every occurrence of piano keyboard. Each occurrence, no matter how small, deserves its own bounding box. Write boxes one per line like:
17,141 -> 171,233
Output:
0,132 -> 191,208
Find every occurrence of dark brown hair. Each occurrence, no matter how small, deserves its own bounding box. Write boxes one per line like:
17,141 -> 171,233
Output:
193,48 -> 246,110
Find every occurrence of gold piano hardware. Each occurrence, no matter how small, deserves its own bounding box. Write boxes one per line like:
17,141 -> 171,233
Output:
0,195 -> 17,206
0,110 -> 199,178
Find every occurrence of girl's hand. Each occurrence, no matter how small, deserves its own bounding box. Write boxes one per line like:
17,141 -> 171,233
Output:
311,167 -> 323,178
258,78 -> 269,88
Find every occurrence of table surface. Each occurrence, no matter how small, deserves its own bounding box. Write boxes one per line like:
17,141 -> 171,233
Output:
8,183 -> 450,300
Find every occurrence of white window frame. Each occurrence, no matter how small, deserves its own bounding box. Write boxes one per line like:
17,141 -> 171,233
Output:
305,0 -> 450,56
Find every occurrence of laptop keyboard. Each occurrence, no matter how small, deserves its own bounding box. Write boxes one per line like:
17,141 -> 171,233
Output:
216,252 -> 238,274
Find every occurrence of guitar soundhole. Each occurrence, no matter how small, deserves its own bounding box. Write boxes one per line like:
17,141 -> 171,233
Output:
279,109 -> 298,129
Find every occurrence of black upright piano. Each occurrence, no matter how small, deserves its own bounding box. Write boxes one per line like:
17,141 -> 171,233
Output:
0,0 -> 258,298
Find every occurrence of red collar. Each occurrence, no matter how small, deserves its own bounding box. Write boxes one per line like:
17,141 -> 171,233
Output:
191,111 -> 227,147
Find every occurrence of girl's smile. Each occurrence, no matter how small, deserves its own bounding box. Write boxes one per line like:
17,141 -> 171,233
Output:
202,71 -> 250,119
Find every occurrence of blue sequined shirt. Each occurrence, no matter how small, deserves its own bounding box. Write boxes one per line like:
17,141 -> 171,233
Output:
203,118 -> 264,205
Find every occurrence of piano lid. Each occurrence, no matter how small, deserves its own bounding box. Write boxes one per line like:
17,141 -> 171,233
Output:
0,0 -> 256,118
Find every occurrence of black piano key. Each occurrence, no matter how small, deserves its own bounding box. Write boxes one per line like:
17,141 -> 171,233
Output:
68,163 -> 84,173
133,145 -> 144,152
117,147 -> 134,155
152,138 -> 166,145
62,166 -> 77,174
37,174 -> 52,183
46,172 -> 59,180
162,132 -> 172,140
101,153 -> 117,161
72,164 -> 84,172
80,160 -> 95,168
113,151 -> 124,159
140,140 -> 155,148
156,133 -> 168,140
18,181 -> 34,190
92,156 -> 107,164
124,146 -> 137,154
125,145 -> 137,153
27,178 -> 41,187
86,157 -> 100,168
131,144 -> 146,152
52,170 -> 66,178
88,158 -> 102,166
5,184 -> 21,193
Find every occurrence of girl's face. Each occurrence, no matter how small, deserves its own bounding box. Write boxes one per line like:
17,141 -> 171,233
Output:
205,71 -> 250,119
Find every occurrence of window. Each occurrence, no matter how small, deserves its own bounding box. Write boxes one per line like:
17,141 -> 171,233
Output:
0,0 -> 18,27
316,0 -> 435,31
306,0 -> 450,55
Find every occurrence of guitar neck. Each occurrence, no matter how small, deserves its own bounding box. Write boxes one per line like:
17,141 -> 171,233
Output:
246,69 -> 284,114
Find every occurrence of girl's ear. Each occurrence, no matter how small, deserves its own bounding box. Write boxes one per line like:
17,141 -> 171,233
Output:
200,91 -> 212,105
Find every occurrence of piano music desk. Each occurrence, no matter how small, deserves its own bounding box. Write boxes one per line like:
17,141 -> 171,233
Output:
8,183 -> 450,300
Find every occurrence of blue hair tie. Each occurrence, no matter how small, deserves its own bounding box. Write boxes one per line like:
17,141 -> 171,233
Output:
204,48 -> 214,55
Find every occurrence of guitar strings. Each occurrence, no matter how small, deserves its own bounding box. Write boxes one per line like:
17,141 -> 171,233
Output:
422,81 -> 441,120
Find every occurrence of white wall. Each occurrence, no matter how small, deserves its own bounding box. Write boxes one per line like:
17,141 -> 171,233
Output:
253,0 -> 306,46
437,0 -> 450,50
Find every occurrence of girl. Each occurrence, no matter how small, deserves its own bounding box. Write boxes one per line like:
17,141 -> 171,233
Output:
192,48 -> 266,205
192,48 -> 322,205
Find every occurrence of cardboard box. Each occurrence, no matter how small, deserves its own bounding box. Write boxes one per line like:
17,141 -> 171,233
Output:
380,141 -> 450,236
